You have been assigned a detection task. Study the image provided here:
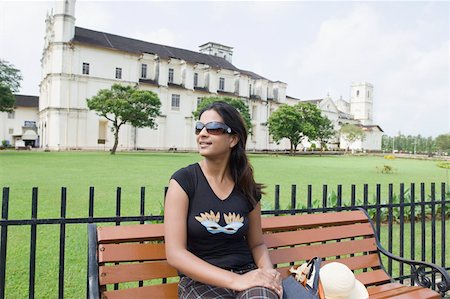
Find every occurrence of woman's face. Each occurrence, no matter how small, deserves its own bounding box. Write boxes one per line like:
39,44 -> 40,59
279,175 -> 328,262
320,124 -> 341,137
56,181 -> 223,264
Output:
197,109 -> 238,158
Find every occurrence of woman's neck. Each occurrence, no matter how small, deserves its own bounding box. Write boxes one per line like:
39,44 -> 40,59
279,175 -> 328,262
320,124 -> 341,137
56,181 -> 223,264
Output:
199,158 -> 231,183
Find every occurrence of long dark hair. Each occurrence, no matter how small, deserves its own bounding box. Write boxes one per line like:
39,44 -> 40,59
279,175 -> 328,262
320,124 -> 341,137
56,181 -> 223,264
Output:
199,101 -> 264,206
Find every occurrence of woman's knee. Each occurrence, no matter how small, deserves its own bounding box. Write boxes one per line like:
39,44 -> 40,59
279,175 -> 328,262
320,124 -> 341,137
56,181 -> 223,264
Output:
237,286 -> 278,299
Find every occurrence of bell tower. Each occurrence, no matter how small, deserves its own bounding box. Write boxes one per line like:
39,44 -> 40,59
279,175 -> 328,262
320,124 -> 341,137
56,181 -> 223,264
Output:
39,0 -> 78,150
350,82 -> 373,125
53,0 -> 76,43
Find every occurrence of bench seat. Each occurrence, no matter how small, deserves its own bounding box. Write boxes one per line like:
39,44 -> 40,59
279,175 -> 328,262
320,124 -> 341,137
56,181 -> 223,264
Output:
88,209 -> 450,298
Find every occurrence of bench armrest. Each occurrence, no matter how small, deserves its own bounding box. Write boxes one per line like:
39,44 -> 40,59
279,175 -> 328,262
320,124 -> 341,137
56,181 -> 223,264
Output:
87,223 -> 100,299
358,208 -> 450,297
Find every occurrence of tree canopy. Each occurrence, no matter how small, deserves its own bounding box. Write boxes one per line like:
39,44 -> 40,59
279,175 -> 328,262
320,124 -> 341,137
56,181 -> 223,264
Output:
435,134 -> 450,153
0,59 -> 22,112
340,124 -> 365,151
193,97 -> 252,134
87,84 -> 161,154
268,102 -> 333,154
315,116 -> 335,150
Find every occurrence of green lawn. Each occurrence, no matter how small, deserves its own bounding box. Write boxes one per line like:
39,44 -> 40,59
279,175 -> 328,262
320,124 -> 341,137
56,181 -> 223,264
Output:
0,151 -> 448,298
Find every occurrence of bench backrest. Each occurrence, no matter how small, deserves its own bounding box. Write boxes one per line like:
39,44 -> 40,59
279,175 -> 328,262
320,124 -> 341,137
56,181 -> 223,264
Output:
89,210 -> 391,299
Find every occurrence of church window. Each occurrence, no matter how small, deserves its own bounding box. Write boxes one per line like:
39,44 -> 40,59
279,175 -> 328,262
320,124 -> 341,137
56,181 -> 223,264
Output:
194,73 -> 198,87
367,90 -> 370,97
219,78 -> 225,91
141,64 -> 147,78
251,125 -> 256,142
168,68 -> 174,83
356,90 -> 360,97
252,106 -> 258,120
115,68 -> 122,79
9,128 -> 13,134
249,84 -> 252,96
98,120 -> 107,144
7,111 -> 15,119
82,63 -> 90,75
171,94 -> 180,110
197,97 -> 202,107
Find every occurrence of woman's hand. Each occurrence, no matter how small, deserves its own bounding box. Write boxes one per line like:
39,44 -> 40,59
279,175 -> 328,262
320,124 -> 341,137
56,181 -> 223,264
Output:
232,268 -> 283,298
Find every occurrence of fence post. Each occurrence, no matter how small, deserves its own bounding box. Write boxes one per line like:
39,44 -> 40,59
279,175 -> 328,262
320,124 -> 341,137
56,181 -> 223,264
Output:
274,185 -> 280,216
399,183 -> 405,283
410,183 -> 416,285
290,185 -> 296,215
387,184 -> 393,276
29,187 -> 38,299
58,187 -> 67,299
375,184 -> 381,240
337,185 -> 342,211
431,183 -> 436,288
441,182 -> 446,269
322,185 -> 327,211
307,185 -> 312,214
0,187 -> 10,299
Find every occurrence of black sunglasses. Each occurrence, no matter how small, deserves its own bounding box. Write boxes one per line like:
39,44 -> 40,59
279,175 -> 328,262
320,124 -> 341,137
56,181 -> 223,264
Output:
195,121 -> 232,135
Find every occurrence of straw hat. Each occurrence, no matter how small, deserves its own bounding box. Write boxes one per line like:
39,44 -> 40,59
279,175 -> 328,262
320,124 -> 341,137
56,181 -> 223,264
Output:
320,262 -> 369,299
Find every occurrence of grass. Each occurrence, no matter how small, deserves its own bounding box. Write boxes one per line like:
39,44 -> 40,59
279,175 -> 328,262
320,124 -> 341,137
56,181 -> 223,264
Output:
0,151 -> 448,298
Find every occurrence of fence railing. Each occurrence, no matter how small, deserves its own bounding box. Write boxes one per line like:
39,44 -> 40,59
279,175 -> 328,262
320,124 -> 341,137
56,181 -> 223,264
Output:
0,183 -> 449,298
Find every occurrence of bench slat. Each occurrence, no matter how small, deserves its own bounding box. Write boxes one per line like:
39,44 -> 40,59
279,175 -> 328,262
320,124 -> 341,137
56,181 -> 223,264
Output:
97,224 -> 165,244
102,283 -> 178,299
355,269 -> 392,286
269,237 -> 377,265
275,253 -> 382,278
99,261 -> 178,285
262,210 -> 368,231
321,253 -> 381,270
367,283 -> 440,299
264,222 -> 374,248
99,243 -> 166,263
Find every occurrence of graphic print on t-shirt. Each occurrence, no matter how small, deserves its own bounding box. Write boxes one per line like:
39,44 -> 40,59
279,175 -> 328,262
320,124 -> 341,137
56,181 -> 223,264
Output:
195,210 -> 244,234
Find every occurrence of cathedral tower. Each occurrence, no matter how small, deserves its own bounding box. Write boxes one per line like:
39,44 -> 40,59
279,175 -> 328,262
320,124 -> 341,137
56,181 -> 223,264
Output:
53,0 -> 76,43
39,0 -> 79,150
350,82 -> 373,125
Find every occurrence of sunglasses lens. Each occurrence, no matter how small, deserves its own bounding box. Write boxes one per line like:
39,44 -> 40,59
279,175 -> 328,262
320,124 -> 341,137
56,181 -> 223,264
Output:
195,122 -> 231,135
195,122 -> 204,135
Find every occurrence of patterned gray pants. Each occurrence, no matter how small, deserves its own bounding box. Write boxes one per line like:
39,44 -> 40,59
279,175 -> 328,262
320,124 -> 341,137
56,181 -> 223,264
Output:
178,276 -> 279,299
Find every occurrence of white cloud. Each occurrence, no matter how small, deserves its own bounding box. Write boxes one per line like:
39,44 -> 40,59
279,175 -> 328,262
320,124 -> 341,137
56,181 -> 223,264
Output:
75,2 -> 113,31
287,4 -> 449,136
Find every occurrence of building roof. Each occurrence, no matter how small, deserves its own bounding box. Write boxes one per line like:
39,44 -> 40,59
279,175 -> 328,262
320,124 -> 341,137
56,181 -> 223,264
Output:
360,124 -> 384,132
286,95 -> 301,101
14,94 -> 39,108
73,27 -> 248,73
300,99 -> 322,105
73,27 -> 274,83
240,69 -> 268,81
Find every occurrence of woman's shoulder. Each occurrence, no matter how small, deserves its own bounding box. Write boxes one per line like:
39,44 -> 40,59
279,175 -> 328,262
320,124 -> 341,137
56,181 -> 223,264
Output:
171,163 -> 200,180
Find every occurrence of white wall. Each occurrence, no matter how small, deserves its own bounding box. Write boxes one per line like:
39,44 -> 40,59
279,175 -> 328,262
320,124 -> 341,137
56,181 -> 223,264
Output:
0,107 -> 39,146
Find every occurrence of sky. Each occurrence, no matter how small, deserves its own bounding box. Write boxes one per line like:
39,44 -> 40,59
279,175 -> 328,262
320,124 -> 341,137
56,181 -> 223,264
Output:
0,0 -> 449,137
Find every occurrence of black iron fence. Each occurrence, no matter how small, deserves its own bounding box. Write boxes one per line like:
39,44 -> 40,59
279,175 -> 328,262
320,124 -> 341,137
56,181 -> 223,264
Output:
0,183 -> 449,298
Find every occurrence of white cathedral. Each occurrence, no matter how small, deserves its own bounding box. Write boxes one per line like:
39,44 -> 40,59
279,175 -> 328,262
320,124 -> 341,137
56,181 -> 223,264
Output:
0,0 -> 383,152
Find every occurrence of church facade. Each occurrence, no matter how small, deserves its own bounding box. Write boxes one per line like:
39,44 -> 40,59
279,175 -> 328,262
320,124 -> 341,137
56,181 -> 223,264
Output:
1,0 -> 383,152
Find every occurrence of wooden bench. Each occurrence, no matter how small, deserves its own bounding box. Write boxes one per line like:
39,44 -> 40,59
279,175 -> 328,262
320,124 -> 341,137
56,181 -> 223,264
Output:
87,209 -> 450,299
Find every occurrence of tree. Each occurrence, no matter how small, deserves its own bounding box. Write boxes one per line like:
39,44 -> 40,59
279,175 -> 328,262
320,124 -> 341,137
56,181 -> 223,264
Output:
0,59 -> 23,112
315,116 -> 335,150
268,103 -> 332,155
435,134 -> 450,153
340,124 -> 365,152
193,97 -> 252,134
87,84 -> 161,154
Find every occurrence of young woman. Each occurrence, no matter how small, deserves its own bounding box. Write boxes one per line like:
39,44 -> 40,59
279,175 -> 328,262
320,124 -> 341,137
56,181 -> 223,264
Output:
164,101 -> 282,299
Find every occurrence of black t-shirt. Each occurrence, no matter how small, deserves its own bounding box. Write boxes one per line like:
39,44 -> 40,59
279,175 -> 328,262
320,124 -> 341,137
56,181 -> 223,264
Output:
170,163 -> 258,271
